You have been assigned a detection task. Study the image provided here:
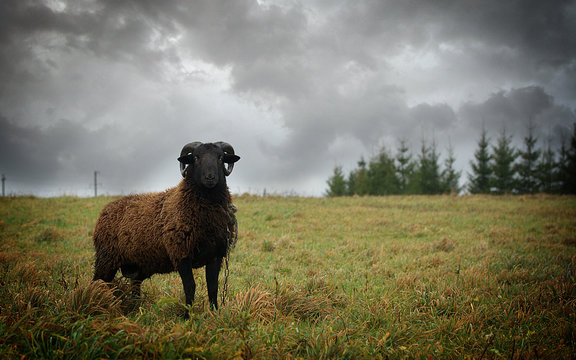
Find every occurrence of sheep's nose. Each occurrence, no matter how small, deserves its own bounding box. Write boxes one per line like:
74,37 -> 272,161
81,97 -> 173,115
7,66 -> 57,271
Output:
205,173 -> 216,181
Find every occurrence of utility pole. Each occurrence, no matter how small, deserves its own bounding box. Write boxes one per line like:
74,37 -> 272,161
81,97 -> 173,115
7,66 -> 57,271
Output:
94,171 -> 99,197
1,174 -> 5,197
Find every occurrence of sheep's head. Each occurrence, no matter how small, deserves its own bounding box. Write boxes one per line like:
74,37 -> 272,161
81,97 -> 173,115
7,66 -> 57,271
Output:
178,142 -> 240,189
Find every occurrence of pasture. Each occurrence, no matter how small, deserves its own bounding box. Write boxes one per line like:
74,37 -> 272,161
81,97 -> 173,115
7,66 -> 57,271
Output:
0,195 -> 575,359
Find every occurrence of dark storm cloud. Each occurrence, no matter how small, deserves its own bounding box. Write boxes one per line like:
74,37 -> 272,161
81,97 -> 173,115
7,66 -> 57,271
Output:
0,115 -> 180,194
410,103 -> 457,132
0,0 -> 188,106
0,116 -> 102,191
0,0 -> 575,195
459,86 -> 575,145
440,0 -> 576,67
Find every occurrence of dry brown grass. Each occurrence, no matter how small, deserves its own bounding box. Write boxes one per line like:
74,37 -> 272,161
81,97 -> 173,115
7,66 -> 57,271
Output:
231,287 -> 276,323
223,279 -> 346,325
69,280 -> 122,317
34,226 -> 67,243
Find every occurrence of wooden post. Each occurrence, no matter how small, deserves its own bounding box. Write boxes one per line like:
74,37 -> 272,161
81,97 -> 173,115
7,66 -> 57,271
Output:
94,171 -> 98,197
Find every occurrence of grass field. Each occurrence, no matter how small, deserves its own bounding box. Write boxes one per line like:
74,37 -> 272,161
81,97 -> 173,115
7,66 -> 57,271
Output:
0,194 -> 575,359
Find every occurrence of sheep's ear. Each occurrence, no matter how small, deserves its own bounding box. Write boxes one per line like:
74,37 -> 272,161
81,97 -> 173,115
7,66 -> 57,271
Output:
223,154 -> 240,163
178,154 -> 195,164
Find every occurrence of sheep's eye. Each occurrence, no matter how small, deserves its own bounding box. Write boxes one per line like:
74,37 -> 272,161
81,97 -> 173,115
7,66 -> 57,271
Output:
194,156 -> 200,163
218,156 -> 223,163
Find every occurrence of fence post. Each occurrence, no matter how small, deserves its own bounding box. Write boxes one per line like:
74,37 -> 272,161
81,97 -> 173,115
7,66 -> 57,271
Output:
94,171 -> 99,197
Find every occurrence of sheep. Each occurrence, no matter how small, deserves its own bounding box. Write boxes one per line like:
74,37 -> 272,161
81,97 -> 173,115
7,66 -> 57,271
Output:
92,141 -> 240,312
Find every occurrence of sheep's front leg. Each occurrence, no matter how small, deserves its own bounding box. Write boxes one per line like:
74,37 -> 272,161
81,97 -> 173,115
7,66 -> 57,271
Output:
177,258 -> 196,313
205,257 -> 223,310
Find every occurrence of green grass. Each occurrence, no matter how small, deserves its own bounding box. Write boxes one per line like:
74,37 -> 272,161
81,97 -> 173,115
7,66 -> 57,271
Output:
0,194 -> 575,359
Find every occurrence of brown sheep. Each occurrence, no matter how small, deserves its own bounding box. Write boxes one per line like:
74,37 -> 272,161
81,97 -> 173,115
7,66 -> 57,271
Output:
92,142 -> 240,313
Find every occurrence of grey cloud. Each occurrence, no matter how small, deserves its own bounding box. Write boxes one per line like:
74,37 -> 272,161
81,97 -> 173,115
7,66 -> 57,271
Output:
0,116 -> 162,194
0,0 -> 575,196
0,0 -> 180,82
410,103 -> 457,132
458,86 -> 575,146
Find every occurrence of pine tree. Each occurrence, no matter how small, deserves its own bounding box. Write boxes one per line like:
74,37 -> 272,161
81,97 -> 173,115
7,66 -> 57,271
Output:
416,140 -> 442,194
346,171 -> 356,196
558,123 -> 576,194
516,124 -> 541,194
441,143 -> 461,194
396,139 -> 415,194
468,128 -> 492,194
491,128 -> 517,194
567,123 -> 576,193
348,158 -> 371,195
325,166 -> 347,197
368,148 -> 400,195
537,139 -> 557,193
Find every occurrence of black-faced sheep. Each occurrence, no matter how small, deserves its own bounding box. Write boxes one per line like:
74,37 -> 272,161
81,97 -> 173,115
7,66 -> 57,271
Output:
92,142 -> 240,312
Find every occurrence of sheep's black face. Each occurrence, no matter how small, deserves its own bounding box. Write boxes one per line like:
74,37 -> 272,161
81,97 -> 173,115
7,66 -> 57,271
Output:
179,143 -> 240,189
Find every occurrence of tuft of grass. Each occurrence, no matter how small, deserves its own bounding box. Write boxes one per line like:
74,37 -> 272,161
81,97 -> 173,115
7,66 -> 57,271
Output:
34,226 -> 66,243
261,239 -> 276,252
432,236 -> 456,252
69,280 -> 122,317
232,287 -> 276,323
275,282 -> 338,321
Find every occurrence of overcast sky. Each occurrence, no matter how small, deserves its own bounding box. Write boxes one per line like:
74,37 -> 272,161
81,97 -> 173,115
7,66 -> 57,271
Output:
1,0 -> 575,196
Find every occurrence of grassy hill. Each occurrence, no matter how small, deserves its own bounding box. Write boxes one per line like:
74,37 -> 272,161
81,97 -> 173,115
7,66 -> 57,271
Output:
1,195 -> 575,359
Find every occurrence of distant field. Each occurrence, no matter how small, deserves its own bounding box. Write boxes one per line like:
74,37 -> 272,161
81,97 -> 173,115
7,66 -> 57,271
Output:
0,195 -> 575,359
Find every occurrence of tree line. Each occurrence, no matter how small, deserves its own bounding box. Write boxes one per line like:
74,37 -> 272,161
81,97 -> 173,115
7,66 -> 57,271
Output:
325,123 -> 576,196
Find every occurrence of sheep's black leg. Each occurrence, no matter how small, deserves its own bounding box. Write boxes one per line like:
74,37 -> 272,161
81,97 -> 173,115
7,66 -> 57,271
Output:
205,257 -> 223,310
177,258 -> 196,315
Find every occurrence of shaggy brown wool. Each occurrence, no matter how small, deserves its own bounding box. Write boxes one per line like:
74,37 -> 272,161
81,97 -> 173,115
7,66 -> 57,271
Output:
92,180 -> 231,283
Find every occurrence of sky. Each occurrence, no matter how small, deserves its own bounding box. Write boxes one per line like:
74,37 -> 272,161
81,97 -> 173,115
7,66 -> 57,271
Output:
1,0 -> 575,197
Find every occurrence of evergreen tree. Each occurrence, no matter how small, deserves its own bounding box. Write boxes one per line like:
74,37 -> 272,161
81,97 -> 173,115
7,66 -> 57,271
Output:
396,139 -> 415,194
441,143 -> 461,194
368,148 -> 400,195
468,128 -> 492,194
558,123 -> 576,194
567,123 -> 576,193
325,166 -> 347,197
537,139 -> 558,193
491,128 -> 518,194
516,125 -> 541,194
346,171 -> 356,196
416,140 -> 442,194
348,158 -> 371,195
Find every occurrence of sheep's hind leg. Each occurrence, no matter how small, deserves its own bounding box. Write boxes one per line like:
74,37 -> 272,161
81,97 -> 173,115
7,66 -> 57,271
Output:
205,257 -> 223,310
177,258 -> 196,317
